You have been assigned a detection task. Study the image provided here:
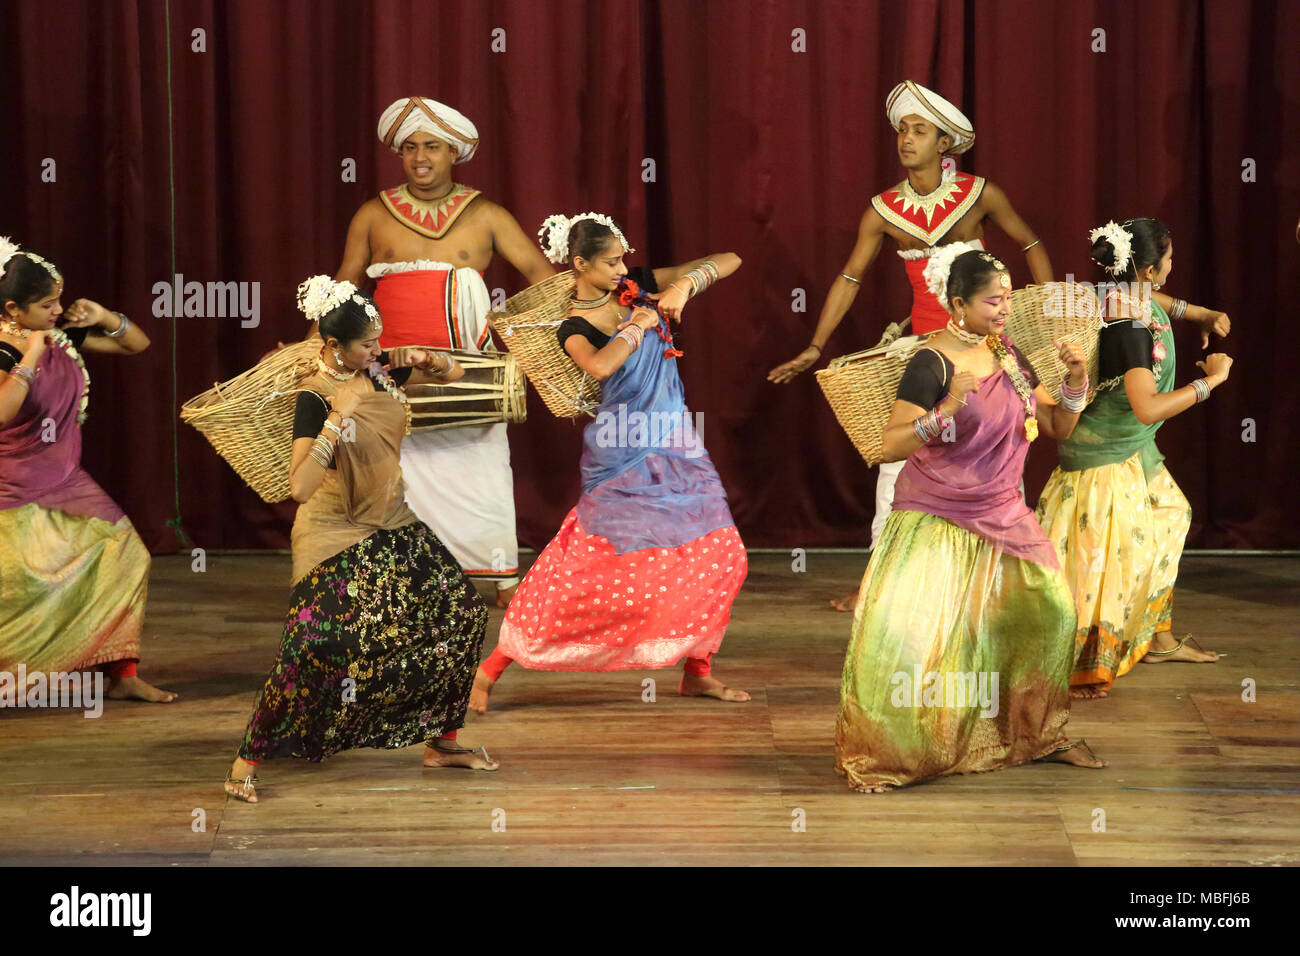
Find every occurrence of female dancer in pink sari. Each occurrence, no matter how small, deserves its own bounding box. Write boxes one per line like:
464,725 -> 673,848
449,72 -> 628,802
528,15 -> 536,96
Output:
0,239 -> 174,703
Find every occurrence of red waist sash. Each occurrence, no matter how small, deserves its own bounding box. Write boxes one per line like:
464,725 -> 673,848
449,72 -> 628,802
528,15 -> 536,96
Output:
372,270 -> 457,349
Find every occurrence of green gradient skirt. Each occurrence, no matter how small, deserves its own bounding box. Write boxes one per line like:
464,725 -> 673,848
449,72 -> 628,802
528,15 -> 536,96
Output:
834,510 -> 1075,791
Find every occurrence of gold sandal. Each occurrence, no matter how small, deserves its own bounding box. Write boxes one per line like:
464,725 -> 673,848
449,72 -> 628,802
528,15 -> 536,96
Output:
1144,633 -> 1219,660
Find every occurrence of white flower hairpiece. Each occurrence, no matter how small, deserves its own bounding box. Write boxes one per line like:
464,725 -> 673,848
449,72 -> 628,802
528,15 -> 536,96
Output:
1089,220 -> 1133,277
921,240 -> 982,311
0,235 -> 62,283
296,275 -> 357,322
537,212 -> 635,265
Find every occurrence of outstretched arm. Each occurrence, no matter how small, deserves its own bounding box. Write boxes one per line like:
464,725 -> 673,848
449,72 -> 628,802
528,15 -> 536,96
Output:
1152,291 -> 1231,350
489,203 -> 556,287
652,253 -> 742,321
767,207 -> 887,383
981,181 -> 1054,285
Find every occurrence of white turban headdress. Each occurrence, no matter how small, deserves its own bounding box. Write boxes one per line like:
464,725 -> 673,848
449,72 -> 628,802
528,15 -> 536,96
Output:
377,97 -> 480,164
886,80 -> 975,155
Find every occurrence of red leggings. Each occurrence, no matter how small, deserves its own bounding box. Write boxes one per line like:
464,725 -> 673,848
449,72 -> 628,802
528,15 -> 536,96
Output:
480,648 -> 712,680
105,659 -> 137,680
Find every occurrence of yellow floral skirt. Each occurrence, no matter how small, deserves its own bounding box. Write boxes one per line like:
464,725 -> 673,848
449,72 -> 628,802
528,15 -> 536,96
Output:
1036,455 -> 1191,693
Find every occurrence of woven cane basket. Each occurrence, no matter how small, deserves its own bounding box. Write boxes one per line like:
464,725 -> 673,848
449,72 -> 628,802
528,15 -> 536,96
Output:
814,281 -> 1103,467
1004,281 -> 1103,405
815,333 -> 936,467
180,339 -> 321,503
489,270 -> 603,418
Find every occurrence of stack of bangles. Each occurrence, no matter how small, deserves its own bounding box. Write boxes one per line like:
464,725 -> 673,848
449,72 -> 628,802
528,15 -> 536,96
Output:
424,351 -> 452,373
1191,378 -> 1212,403
615,324 -> 644,351
1059,374 -> 1089,413
8,365 -> 35,390
310,418 -> 343,468
670,259 -> 720,299
912,406 -> 951,443
1169,298 -> 1189,320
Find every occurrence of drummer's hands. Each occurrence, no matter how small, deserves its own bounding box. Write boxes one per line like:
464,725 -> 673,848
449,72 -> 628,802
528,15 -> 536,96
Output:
385,346 -> 427,369
767,347 -> 821,384
1053,338 -> 1088,388
656,284 -> 688,323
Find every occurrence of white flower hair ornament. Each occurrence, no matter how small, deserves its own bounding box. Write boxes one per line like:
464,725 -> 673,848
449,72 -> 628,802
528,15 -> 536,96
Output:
296,275 -> 357,322
537,212 -> 634,265
0,235 -> 62,283
922,240 -> 982,312
1089,220 -> 1133,276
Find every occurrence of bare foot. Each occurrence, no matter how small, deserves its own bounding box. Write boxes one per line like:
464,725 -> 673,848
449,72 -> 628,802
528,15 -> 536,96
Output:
1142,633 -> 1219,663
106,675 -> 178,702
423,741 -> 500,771
852,783 -> 892,794
469,666 -> 495,714
224,757 -> 258,803
679,672 -> 750,702
830,589 -> 860,612
1070,685 -> 1109,699
1037,740 -> 1106,769
495,584 -> 518,608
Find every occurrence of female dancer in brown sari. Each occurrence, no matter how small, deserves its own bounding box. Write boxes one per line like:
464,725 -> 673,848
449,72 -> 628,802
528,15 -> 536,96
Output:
224,276 -> 497,802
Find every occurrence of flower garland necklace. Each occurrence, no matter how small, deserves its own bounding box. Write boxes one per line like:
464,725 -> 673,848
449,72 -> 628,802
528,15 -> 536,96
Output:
988,333 -> 1037,442
615,277 -> 683,359
1,319 -> 91,423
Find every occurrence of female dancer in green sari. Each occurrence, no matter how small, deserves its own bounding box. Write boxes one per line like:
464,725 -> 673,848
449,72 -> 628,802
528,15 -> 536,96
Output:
1036,219 -> 1232,698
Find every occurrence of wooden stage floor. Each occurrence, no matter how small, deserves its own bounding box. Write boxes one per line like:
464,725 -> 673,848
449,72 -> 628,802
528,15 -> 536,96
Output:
2,552 -> 1296,866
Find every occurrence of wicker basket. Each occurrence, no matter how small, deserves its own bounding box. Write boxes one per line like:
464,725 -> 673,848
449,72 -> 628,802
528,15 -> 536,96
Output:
489,270 -> 602,418
181,339 -> 321,503
815,333 -> 936,466
814,282 -> 1104,467
1004,281 -> 1103,404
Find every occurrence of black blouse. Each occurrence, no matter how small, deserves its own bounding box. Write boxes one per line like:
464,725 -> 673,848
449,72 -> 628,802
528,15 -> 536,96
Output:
556,267 -> 660,352
0,326 -> 90,372
1098,319 -> 1155,378
896,342 -> 1040,409
291,360 -> 412,462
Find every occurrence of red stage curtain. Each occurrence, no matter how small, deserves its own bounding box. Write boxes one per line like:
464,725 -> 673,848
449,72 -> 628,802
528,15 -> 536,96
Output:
2,0 -> 1296,551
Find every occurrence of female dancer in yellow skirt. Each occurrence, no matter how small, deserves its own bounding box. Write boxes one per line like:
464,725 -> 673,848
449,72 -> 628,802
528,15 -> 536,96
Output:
1,238 -> 175,704
835,245 -> 1104,792
1036,219 -> 1232,698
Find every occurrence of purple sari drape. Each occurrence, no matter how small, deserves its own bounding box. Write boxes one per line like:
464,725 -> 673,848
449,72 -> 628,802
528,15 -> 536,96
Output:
891,346 -> 1058,570
0,344 -> 121,523
575,333 -> 735,555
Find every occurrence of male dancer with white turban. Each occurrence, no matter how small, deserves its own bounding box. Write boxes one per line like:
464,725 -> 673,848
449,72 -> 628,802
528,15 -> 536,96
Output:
334,96 -> 554,606
767,80 -> 1055,610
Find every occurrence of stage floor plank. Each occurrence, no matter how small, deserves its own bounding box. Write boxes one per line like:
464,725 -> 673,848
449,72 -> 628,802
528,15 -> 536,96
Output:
2,553 -> 1296,866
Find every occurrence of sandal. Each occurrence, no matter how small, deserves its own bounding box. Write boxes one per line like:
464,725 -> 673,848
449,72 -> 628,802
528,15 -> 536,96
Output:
1038,738 -> 1105,767
224,771 -> 259,803
428,739 -> 499,771
1143,633 -> 1220,661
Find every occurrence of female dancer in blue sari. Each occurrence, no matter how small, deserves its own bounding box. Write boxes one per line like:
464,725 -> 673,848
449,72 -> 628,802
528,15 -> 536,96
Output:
471,214 -> 748,711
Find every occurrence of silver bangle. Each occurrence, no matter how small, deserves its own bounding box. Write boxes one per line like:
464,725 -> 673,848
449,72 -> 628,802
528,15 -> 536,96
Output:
1170,298 -> 1189,321
105,312 -> 130,337
1021,239 -> 1041,252
840,273 -> 861,285
9,364 -> 35,387
1191,378 -> 1211,403
322,419 -> 344,438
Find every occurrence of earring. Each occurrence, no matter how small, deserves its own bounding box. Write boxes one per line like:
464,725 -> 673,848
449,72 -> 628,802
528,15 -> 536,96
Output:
959,311 -> 967,328
334,351 -> 345,368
